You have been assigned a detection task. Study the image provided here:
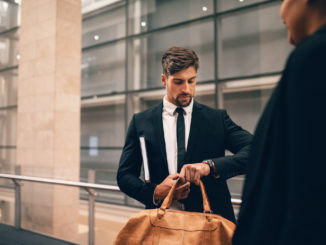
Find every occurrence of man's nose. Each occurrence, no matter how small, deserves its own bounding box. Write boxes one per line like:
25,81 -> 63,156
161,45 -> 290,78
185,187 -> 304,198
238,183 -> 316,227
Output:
182,82 -> 190,93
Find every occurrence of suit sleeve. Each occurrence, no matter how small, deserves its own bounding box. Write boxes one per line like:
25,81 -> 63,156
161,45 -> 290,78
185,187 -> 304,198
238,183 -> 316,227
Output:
116,115 -> 157,208
211,110 -> 253,180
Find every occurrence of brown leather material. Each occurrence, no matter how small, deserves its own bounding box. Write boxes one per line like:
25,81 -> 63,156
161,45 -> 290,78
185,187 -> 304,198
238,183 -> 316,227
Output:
199,180 -> 211,213
114,179 -> 236,245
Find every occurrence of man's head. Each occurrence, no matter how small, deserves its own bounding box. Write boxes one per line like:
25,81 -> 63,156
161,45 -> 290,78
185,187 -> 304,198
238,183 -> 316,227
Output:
280,0 -> 326,45
161,47 -> 199,107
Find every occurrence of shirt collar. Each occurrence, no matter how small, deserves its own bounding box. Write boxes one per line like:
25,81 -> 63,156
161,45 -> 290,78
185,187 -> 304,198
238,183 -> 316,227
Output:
163,96 -> 194,116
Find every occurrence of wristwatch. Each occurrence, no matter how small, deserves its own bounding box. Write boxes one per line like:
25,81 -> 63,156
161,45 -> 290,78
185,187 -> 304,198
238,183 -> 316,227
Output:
202,159 -> 220,179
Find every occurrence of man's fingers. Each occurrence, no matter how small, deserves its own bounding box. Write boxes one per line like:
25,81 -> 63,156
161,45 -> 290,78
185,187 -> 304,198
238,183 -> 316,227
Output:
180,167 -> 185,178
178,175 -> 186,184
170,173 -> 180,180
190,167 -> 196,181
185,168 -> 191,182
175,181 -> 190,191
194,171 -> 201,185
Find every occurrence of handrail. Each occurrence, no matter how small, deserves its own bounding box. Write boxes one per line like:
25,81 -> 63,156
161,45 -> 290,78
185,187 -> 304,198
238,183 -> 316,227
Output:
0,173 -> 120,245
0,173 -> 242,245
0,173 -> 120,191
0,174 -> 242,204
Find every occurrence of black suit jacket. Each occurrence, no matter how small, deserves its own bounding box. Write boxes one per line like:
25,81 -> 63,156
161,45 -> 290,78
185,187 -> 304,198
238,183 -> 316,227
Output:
117,101 -> 252,222
233,24 -> 326,244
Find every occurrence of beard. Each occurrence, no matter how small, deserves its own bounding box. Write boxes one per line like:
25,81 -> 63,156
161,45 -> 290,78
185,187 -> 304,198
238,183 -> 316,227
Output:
175,93 -> 192,107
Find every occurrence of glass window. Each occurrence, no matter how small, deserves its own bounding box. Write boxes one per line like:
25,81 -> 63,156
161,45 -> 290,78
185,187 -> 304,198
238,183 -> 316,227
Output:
0,69 -> 18,108
82,5 -> 126,48
0,108 -> 17,146
217,2 -> 292,79
128,0 -> 213,34
0,29 -> 19,70
81,41 -> 126,97
0,148 -> 16,174
195,93 -> 215,109
217,0 -> 268,12
0,1 -> 19,32
222,88 -> 273,133
81,104 -> 125,147
227,175 -> 245,200
195,83 -> 216,108
80,149 -> 126,204
80,149 -> 122,185
0,187 -> 15,225
221,80 -> 276,200
140,98 -> 160,111
128,20 -> 215,90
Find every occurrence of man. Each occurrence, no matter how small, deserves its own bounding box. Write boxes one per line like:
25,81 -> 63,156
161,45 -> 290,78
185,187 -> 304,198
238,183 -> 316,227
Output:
233,0 -> 326,244
117,47 -> 252,223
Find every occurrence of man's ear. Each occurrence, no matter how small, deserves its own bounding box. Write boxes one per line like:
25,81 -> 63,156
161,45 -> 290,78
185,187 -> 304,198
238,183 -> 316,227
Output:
161,74 -> 167,87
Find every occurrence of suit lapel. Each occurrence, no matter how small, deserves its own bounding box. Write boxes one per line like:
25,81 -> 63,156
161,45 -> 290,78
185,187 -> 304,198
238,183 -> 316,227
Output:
184,101 -> 203,163
152,102 -> 169,174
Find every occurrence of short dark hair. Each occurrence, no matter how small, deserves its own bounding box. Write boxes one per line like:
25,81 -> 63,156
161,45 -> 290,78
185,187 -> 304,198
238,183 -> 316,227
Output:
161,46 -> 199,77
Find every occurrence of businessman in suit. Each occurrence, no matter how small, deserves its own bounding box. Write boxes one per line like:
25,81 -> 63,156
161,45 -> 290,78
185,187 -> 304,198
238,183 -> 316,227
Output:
117,46 -> 252,223
233,0 -> 326,244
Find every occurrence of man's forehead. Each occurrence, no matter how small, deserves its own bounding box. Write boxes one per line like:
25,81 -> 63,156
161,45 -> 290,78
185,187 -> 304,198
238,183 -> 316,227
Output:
172,75 -> 196,81
169,67 -> 197,80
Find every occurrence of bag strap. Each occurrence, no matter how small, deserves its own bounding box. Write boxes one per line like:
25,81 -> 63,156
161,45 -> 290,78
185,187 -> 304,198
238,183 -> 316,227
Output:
158,179 -> 211,217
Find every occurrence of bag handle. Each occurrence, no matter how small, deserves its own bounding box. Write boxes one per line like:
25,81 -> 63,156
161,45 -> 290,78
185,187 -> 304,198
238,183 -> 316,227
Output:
158,179 -> 211,217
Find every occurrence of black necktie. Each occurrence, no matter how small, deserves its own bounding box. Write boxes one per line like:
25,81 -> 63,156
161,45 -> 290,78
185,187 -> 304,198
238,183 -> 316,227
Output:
175,107 -> 185,173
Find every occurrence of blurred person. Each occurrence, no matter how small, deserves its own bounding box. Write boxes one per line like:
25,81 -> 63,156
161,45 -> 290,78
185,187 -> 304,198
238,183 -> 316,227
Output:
117,46 -> 252,223
233,0 -> 326,244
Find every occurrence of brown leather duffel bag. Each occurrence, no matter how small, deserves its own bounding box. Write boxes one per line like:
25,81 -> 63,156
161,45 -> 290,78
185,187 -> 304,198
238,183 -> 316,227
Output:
114,179 -> 236,245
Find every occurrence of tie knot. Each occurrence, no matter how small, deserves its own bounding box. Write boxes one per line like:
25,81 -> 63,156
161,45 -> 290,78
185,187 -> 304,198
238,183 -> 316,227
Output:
175,107 -> 184,115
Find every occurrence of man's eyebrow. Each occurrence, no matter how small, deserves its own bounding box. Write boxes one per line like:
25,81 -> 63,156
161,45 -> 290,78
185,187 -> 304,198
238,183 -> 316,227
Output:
173,76 -> 196,81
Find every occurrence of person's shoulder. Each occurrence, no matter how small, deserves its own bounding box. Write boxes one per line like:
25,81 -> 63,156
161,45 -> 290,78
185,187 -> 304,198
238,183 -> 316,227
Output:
194,101 -> 225,115
134,102 -> 162,119
288,27 -> 326,66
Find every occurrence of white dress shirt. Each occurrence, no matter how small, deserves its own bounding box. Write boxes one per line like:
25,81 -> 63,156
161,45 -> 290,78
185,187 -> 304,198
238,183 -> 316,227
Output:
163,96 -> 193,175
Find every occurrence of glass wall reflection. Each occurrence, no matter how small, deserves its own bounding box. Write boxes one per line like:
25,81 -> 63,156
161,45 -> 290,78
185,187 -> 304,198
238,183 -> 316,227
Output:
128,0 -> 213,34
0,0 -> 293,214
79,0 -> 292,208
218,3 -> 291,78
0,0 -> 19,183
81,41 -> 126,97
128,20 -> 215,90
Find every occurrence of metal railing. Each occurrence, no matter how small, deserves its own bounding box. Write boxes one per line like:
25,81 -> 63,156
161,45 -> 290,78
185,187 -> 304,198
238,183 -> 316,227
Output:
0,173 -> 242,245
0,173 -> 119,245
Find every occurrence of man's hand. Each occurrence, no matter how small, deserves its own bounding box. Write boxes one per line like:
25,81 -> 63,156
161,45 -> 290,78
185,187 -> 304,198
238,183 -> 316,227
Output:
154,174 -> 190,202
180,162 -> 210,185
174,181 -> 190,200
